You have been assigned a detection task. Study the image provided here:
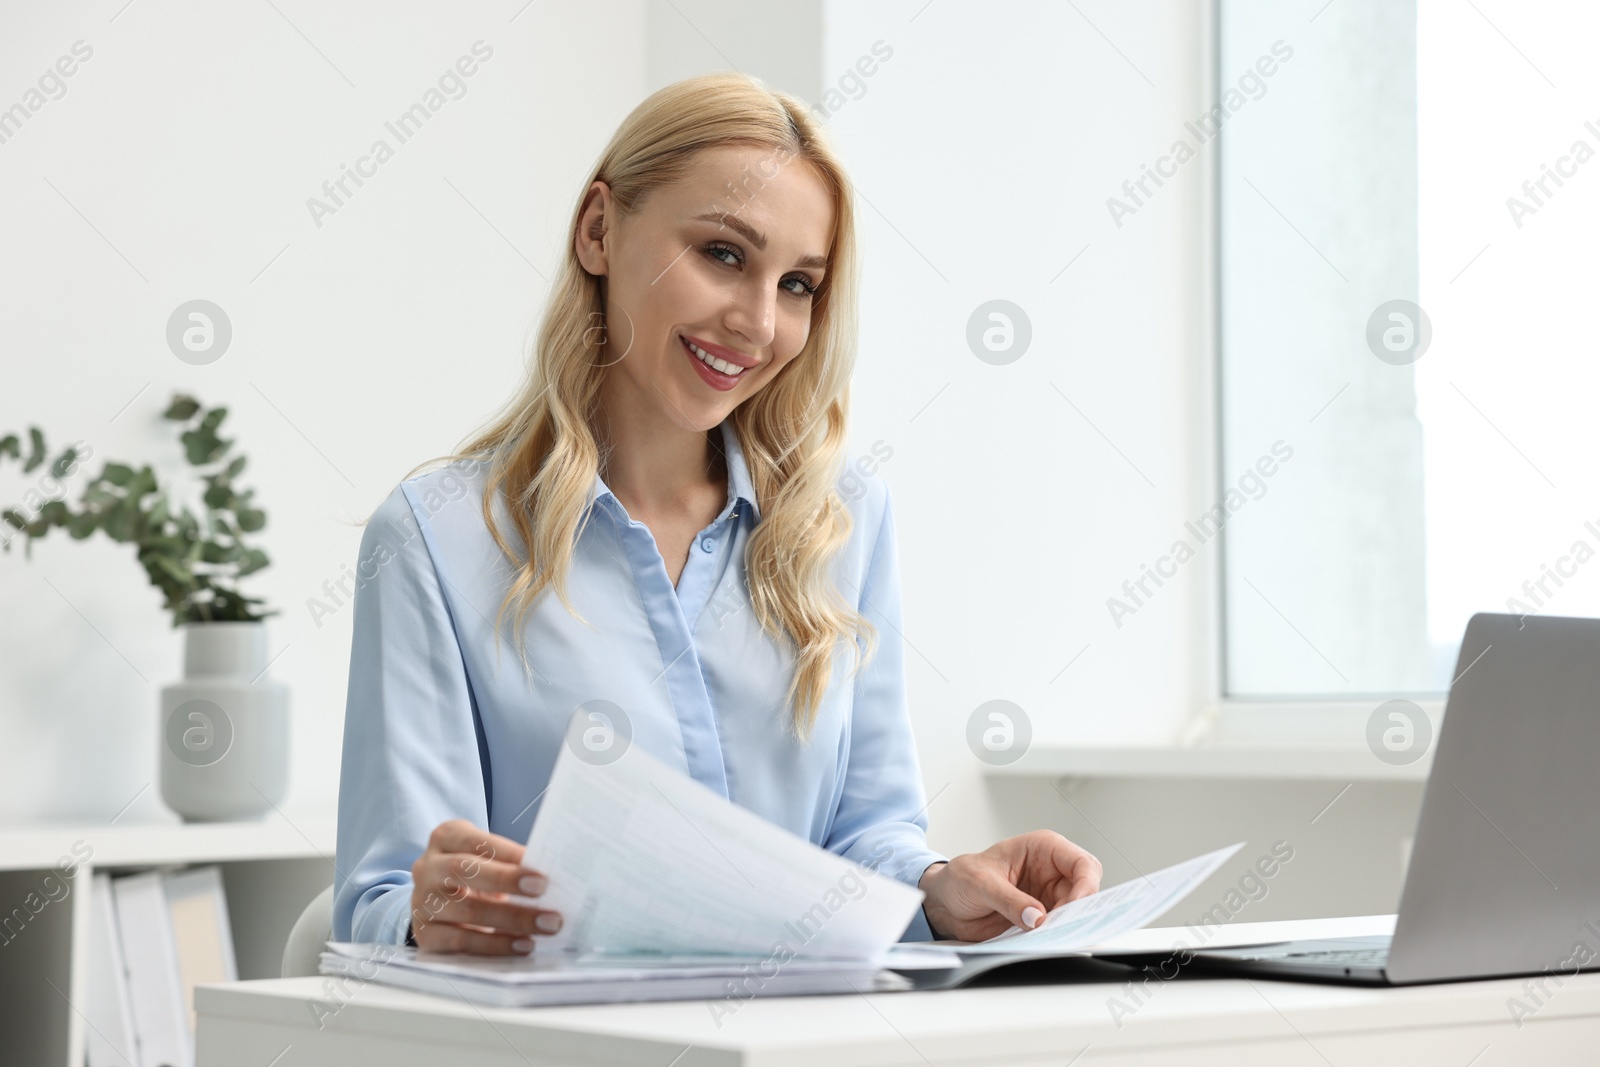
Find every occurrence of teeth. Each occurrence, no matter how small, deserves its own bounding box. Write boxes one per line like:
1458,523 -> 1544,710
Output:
686,337 -> 744,376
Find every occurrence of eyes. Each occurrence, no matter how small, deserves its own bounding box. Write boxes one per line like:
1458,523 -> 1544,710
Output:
703,242 -> 820,298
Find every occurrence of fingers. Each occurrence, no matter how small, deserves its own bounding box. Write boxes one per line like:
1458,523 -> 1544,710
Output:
410,818 -> 561,956
1023,830 -> 1102,904
426,818 -> 532,872
430,893 -> 564,938
415,847 -> 545,899
1058,842 -> 1104,902
415,818 -> 548,900
930,832 -> 1104,939
980,871 -> 1049,932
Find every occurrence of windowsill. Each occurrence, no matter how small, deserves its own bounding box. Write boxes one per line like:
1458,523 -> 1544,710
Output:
982,699 -> 1448,782
986,744 -> 1432,782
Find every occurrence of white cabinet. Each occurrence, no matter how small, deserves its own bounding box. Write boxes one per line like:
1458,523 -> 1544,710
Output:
0,814 -> 335,1067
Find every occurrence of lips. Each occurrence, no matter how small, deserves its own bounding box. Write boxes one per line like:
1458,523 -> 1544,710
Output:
682,333 -> 756,370
681,334 -> 753,391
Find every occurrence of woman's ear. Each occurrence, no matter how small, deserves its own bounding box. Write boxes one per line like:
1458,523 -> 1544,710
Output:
574,180 -> 613,277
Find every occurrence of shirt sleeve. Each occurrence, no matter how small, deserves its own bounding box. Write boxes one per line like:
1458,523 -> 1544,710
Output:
824,483 -> 949,942
331,483 -> 490,945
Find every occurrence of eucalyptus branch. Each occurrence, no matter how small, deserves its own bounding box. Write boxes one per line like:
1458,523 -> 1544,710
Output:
1,393 -> 276,626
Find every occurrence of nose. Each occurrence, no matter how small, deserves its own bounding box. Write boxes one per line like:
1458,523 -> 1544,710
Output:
723,274 -> 777,351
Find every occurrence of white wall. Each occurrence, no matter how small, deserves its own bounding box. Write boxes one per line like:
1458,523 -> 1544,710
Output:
0,0 -> 650,822
820,0 -> 1207,847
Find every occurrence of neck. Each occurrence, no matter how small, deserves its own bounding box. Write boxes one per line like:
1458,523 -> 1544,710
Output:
594,377 -> 725,519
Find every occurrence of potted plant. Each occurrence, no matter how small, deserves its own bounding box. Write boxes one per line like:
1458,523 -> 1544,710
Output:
2,394 -> 288,822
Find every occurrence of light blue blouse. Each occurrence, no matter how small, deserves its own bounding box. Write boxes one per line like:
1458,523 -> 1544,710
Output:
332,418 -> 946,946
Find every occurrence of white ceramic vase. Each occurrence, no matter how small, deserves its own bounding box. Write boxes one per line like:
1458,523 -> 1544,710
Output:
158,621 -> 289,822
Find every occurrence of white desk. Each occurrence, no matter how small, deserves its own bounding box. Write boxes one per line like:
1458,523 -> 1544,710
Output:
196,960 -> 1600,1066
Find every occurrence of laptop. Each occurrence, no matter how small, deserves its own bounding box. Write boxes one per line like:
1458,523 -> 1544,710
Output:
1152,612 -> 1600,985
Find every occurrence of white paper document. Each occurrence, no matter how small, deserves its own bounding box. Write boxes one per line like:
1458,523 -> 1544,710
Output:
520,733 -> 926,960
954,842 -> 1245,955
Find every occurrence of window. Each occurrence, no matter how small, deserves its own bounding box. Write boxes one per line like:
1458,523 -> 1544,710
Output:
1217,0 -> 1598,698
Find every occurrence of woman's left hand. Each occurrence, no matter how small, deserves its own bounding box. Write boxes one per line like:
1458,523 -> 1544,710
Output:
918,830 -> 1103,942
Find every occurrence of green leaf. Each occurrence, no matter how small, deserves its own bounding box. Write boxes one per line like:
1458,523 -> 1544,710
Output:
163,395 -> 201,421
103,462 -> 135,486
2,509 -> 26,531
0,435 -> 18,461
128,467 -> 158,499
49,447 -> 81,479
147,496 -> 170,527
152,550 -> 189,576
236,508 -> 266,532
23,428 -> 46,473
203,483 -> 233,509
142,535 -> 186,560
103,503 -> 136,542
236,548 -> 270,576
226,456 -> 247,478
199,407 -> 228,435
182,430 -> 211,465
68,512 -> 97,539
200,541 -> 242,564
38,501 -> 70,526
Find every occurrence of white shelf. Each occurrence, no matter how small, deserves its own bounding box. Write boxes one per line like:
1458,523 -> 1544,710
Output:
0,811 -> 337,871
985,745 -> 1433,782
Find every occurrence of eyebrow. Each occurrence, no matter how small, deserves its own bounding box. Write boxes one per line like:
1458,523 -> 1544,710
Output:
691,211 -> 828,271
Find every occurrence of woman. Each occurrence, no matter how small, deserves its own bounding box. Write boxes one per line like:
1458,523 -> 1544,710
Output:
333,72 -> 1102,955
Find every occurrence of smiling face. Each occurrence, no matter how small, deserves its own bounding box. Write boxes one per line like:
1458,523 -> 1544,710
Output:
576,143 -> 836,434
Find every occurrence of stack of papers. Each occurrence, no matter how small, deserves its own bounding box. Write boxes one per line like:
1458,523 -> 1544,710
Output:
317,943 -> 960,1008
320,724 -> 1247,1007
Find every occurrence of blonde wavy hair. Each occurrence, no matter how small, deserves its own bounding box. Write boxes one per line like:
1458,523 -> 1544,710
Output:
443,72 -> 876,740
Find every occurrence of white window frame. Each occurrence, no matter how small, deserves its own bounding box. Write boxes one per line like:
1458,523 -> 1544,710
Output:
1190,0 -> 1445,750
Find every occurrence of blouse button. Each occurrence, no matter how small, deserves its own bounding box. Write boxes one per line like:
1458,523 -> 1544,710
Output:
700,537 -> 716,553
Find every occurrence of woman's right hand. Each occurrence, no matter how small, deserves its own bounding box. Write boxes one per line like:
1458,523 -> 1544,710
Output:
409,818 -> 563,955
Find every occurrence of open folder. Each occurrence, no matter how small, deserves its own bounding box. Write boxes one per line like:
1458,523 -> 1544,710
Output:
321,728 -> 1243,1007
